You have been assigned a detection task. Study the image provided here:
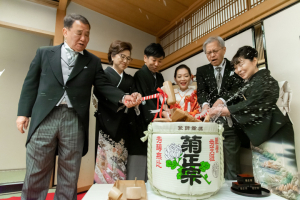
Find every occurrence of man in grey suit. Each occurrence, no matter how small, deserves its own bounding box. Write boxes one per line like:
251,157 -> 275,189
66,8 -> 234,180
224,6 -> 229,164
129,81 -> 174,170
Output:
16,14 -> 139,200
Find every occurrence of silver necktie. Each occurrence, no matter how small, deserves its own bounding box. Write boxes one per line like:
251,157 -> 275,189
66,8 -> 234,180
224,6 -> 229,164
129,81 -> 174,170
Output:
216,67 -> 222,93
66,48 -> 77,66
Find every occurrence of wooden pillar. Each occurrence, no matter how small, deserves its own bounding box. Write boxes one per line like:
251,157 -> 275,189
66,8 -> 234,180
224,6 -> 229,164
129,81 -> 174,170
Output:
156,36 -> 160,44
53,0 -> 68,46
246,0 -> 252,11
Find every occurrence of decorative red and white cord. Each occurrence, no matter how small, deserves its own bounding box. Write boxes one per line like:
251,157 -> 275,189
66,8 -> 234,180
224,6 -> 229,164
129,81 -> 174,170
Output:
142,93 -> 160,101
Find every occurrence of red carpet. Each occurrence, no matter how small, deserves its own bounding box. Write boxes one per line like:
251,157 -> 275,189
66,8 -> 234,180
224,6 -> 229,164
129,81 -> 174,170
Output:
0,193 -> 86,200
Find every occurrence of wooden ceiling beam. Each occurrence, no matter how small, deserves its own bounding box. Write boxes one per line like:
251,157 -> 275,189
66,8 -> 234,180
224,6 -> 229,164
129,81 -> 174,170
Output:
156,0 -> 209,37
58,0 -> 68,10
159,0 -> 298,71
26,0 -> 58,8
0,20 -> 54,38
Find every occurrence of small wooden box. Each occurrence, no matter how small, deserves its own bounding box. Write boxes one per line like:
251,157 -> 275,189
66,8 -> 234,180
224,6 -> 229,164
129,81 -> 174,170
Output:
237,174 -> 255,184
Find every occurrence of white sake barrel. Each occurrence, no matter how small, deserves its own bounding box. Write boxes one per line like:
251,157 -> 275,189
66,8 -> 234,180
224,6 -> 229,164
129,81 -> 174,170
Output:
143,122 -> 224,199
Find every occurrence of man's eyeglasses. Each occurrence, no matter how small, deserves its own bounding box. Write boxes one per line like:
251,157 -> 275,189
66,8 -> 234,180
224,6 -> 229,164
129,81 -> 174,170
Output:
205,48 -> 223,56
118,54 -> 133,63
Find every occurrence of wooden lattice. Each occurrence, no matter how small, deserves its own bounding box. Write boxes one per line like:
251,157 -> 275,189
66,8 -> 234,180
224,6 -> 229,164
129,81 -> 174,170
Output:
160,0 -> 266,57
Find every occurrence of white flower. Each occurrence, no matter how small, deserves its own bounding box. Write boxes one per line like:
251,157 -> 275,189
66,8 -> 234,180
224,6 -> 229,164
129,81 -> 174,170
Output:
164,143 -> 182,160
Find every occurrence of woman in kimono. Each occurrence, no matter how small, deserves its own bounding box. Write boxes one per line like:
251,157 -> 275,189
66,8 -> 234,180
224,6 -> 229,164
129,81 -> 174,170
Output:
210,46 -> 299,199
170,64 -> 200,115
93,40 -> 140,184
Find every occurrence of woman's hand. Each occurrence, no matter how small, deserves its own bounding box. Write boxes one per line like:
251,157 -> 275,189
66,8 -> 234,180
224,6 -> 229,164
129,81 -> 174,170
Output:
209,107 -> 222,117
131,92 -> 142,104
209,106 -> 231,117
212,99 -> 224,108
220,107 -> 230,116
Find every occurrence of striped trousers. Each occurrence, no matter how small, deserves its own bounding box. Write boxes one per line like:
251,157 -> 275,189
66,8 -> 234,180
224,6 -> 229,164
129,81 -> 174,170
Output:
21,105 -> 84,200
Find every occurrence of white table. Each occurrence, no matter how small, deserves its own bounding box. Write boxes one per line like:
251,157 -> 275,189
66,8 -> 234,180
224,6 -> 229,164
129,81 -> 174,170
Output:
83,181 -> 285,200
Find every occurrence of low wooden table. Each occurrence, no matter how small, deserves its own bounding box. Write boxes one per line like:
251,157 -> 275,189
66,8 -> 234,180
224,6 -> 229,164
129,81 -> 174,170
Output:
82,181 -> 285,200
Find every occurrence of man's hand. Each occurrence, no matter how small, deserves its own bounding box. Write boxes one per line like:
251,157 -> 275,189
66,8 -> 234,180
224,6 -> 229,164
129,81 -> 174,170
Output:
16,116 -> 29,134
212,99 -> 224,108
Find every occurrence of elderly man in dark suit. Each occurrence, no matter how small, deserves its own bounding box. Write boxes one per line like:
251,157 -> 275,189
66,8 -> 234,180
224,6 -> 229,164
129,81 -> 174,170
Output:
16,14 -> 139,200
196,36 -> 244,180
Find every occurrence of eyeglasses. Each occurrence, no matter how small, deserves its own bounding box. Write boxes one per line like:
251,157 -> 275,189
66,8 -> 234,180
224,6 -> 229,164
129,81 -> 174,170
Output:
205,48 -> 223,56
118,54 -> 133,63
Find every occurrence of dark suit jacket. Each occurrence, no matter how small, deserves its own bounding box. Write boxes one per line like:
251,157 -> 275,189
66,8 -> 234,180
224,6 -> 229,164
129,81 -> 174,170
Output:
17,44 -> 124,156
134,65 -> 164,126
131,64 -> 164,155
227,69 -> 291,146
94,67 -> 136,144
196,58 -> 243,107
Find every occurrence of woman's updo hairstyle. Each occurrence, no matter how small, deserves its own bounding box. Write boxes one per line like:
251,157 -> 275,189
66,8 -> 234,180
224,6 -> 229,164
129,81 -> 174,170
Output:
108,40 -> 132,65
174,64 -> 192,78
231,46 -> 258,67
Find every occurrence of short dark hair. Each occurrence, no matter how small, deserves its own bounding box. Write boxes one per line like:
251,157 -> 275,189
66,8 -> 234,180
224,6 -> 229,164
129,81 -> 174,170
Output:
64,13 -> 91,30
174,64 -> 192,78
144,43 -> 165,58
231,46 -> 258,66
108,40 -> 132,64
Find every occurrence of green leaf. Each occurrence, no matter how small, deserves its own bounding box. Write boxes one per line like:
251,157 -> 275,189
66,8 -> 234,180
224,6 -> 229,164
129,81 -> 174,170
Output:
177,167 -> 183,173
172,160 -> 178,166
204,174 -> 208,179
177,172 -> 182,179
166,160 -> 172,167
170,160 -> 179,170
171,163 -> 177,170
199,161 -> 211,172
178,154 -> 183,163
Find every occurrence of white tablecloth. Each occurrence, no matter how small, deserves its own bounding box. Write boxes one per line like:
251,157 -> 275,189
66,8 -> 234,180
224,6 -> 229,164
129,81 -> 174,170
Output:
82,181 -> 285,200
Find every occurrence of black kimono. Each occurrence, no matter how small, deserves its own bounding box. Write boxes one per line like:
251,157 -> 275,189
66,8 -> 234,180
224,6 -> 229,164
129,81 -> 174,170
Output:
93,67 -> 136,183
131,64 -> 164,155
226,69 -> 298,197
227,69 -> 293,146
